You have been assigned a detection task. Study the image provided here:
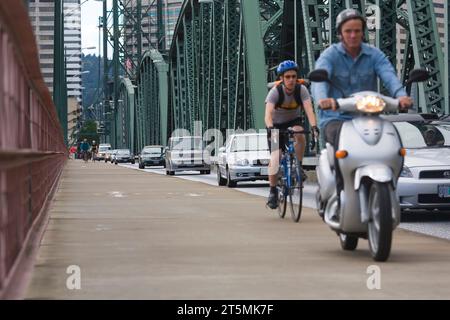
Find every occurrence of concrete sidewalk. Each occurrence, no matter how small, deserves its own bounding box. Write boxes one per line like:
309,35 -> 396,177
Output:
24,160 -> 450,299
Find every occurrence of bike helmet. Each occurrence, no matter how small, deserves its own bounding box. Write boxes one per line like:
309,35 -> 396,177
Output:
277,60 -> 299,76
336,8 -> 366,34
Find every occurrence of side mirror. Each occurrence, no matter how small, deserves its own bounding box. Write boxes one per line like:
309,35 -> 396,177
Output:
308,69 -> 330,83
407,69 -> 429,84
405,68 -> 430,96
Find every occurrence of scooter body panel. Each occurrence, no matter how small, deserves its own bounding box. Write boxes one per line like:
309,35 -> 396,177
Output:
319,116 -> 403,233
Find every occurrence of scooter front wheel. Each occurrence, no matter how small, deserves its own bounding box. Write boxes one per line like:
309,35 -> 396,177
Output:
367,181 -> 393,262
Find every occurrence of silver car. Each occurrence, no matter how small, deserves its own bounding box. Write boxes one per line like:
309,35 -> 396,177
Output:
386,114 -> 450,211
165,136 -> 211,175
216,132 -> 270,187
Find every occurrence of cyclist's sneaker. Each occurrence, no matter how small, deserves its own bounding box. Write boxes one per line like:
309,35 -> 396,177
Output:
266,191 -> 278,209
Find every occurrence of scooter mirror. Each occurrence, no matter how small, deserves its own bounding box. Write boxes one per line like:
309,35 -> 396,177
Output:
407,68 -> 430,84
405,69 -> 430,96
308,69 -> 330,83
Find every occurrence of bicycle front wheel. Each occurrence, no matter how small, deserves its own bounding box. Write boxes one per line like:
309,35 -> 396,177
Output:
288,155 -> 303,222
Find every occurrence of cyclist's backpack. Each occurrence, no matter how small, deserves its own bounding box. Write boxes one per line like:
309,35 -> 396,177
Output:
273,79 -> 307,110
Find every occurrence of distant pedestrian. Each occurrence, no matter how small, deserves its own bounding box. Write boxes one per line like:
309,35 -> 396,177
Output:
69,146 -> 77,160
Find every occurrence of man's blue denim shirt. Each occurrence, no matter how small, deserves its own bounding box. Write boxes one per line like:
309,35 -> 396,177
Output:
311,42 -> 407,129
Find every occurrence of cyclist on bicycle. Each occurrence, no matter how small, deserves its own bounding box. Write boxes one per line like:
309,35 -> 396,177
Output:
265,60 -> 319,209
91,140 -> 98,161
80,139 -> 90,162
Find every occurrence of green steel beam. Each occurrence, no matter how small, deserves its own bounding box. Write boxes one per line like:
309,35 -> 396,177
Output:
241,0 -> 267,129
213,1 -> 225,130
102,0 -> 111,144
329,0 -> 347,43
300,0 -> 329,72
446,0 -> 450,114
375,0 -> 397,67
407,0 -> 446,115
199,2 -> 212,130
113,0 -> 120,148
117,78 -> 135,151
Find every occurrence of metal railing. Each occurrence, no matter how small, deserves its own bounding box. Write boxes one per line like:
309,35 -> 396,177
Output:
0,0 -> 66,296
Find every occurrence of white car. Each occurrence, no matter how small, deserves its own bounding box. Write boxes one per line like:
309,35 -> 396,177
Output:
95,144 -> 111,161
385,114 -> 450,211
216,132 -> 270,187
165,136 -> 211,175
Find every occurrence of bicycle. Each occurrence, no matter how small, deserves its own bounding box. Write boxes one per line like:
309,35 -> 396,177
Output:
82,150 -> 89,163
275,128 -> 313,222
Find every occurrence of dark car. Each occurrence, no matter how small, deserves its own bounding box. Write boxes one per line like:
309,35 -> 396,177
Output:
114,149 -> 135,165
138,145 -> 165,169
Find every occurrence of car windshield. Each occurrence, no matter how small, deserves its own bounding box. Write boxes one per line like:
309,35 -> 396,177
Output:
394,121 -> 450,148
99,146 -> 110,152
117,149 -> 130,155
171,137 -> 204,150
230,135 -> 269,152
143,147 -> 163,154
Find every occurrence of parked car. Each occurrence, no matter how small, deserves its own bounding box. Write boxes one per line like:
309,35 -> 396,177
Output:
105,149 -> 117,163
383,114 -> 450,211
114,149 -> 135,164
138,145 -> 165,168
216,132 -> 270,187
95,143 -> 111,161
165,136 -> 210,175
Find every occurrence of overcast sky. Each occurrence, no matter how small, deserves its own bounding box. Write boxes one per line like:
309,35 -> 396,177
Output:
81,0 -> 110,58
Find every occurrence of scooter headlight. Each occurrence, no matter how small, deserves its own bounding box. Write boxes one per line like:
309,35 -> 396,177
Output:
356,95 -> 386,113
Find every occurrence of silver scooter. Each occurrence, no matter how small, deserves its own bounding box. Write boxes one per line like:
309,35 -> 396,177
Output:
309,68 -> 429,261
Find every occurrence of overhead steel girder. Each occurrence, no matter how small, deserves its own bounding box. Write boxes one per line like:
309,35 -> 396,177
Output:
407,0 -> 446,115
375,1 -> 397,68
136,50 -> 169,148
116,77 -> 136,152
168,0 -> 269,134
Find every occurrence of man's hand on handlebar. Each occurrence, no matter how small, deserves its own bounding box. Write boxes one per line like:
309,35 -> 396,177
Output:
318,98 -> 338,111
398,96 -> 413,111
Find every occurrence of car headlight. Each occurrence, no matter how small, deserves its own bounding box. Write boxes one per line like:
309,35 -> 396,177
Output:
232,159 -> 249,166
356,95 -> 386,113
400,166 -> 413,178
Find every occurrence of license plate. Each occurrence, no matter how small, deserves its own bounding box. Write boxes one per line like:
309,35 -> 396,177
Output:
260,167 -> 268,175
438,185 -> 450,198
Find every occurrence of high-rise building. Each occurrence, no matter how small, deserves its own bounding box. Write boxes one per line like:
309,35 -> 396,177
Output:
29,0 -> 83,106
124,0 -> 182,67
64,0 -> 83,103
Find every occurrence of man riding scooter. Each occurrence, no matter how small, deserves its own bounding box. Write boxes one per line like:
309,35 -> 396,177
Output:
309,9 -> 429,261
311,8 -> 412,199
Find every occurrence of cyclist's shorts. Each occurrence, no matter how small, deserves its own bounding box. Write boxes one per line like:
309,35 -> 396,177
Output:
267,117 -> 304,151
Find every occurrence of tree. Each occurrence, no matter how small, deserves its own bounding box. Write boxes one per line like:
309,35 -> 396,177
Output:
78,120 -> 99,143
